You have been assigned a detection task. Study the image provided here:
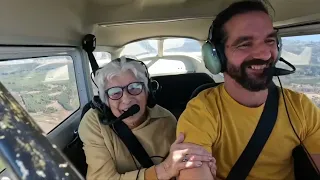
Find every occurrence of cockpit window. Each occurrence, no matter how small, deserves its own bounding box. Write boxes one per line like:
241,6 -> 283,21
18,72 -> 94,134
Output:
120,39 -> 158,59
163,38 -> 201,58
277,34 -> 320,107
119,38 -> 202,76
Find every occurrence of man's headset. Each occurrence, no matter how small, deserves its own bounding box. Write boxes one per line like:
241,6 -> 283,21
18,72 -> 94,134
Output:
91,57 -> 159,125
201,21 -> 296,76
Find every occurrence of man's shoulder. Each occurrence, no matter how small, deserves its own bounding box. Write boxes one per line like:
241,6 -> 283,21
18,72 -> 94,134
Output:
278,87 -> 319,120
197,83 -> 222,97
178,84 -> 222,123
188,83 -> 223,107
281,87 -> 311,105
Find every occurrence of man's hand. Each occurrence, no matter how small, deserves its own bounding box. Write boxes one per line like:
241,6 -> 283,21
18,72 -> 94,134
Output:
155,132 -> 216,179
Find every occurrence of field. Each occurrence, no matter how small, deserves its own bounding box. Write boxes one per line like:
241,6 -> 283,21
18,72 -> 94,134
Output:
0,57 -> 82,172
0,58 -> 80,133
274,65 -> 320,107
276,38 -> 320,107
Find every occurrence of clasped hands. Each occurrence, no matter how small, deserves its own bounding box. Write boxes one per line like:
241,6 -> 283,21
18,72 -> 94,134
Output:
155,132 -> 217,180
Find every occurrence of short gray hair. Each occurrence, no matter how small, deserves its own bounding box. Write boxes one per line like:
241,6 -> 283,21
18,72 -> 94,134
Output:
94,56 -> 149,105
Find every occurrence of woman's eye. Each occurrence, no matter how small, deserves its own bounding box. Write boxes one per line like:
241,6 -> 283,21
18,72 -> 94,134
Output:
107,88 -> 122,97
112,92 -> 121,96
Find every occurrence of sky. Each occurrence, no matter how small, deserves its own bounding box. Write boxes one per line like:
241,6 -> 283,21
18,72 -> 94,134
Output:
283,34 -> 320,42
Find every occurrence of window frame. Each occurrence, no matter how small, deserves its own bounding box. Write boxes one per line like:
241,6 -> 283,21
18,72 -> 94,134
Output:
0,46 -> 90,142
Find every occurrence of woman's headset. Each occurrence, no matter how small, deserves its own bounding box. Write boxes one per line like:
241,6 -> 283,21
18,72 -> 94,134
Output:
201,21 -> 283,75
91,57 -> 158,125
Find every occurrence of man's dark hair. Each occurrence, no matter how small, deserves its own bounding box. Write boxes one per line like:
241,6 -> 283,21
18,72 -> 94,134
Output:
210,0 -> 274,46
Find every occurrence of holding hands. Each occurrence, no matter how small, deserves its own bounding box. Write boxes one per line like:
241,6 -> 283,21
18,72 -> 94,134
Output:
155,133 -> 217,179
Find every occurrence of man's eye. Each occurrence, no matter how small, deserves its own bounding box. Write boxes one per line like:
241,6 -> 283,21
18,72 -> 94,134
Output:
237,43 -> 251,49
266,39 -> 276,45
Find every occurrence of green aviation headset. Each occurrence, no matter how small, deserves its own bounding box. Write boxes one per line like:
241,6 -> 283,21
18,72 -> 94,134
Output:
201,22 -> 283,75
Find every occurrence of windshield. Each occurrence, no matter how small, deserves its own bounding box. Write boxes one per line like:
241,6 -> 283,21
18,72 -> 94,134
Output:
120,39 -> 158,59
120,38 -> 201,59
119,38 -> 205,76
163,38 -> 202,58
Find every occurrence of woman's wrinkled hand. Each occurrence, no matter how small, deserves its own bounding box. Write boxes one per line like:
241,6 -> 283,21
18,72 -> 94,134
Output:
155,132 -> 216,180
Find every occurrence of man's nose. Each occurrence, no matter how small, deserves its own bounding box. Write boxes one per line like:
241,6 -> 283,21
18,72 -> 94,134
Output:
252,43 -> 273,61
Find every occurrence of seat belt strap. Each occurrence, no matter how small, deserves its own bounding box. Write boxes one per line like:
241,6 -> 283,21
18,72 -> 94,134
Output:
112,121 -> 154,168
226,84 -> 279,180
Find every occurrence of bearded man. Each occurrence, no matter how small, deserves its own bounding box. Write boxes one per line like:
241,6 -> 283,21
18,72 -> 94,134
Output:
176,1 -> 320,180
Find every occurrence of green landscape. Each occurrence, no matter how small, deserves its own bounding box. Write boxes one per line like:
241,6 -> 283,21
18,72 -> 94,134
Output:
277,38 -> 320,107
0,57 -> 80,133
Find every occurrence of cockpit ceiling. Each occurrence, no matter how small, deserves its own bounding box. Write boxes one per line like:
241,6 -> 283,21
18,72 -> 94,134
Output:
88,0 -> 320,26
92,0 -> 320,46
0,0 -> 320,47
94,18 -> 214,47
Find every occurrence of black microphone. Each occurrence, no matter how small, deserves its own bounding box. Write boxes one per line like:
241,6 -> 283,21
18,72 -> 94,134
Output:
117,104 -> 140,121
105,104 -> 140,125
273,57 -> 296,76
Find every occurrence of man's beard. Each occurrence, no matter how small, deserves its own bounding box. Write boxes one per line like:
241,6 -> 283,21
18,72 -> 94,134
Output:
226,58 -> 276,91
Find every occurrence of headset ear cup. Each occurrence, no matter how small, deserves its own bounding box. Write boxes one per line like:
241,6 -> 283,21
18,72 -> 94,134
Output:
99,104 -> 116,124
146,79 -> 157,108
202,42 -> 222,74
147,94 -> 156,108
103,104 -> 116,120
91,96 -> 116,124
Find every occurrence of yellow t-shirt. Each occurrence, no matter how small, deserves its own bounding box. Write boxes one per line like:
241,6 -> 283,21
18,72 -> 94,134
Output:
177,84 -> 320,180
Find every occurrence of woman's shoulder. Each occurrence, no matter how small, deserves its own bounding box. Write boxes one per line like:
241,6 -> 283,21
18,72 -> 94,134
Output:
79,108 -> 98,134
80,108 -> 100,125
149,104 -> 177,124
78,108 -> 113,137
78,108 -> 117,147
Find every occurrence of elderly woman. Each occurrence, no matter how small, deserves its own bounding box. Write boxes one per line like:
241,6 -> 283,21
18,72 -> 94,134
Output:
79,56 -> 216,180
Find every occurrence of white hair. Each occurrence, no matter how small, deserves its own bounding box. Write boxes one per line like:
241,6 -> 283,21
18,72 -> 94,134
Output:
94,56 -> 149,105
